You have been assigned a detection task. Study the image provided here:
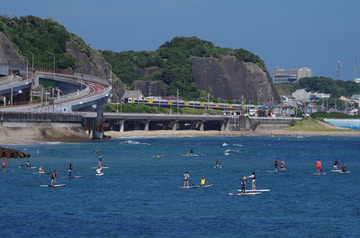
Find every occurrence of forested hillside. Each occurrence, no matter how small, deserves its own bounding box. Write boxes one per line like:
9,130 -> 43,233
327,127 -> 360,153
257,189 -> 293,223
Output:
1,15 -> 279,103
101,36 -> 277,102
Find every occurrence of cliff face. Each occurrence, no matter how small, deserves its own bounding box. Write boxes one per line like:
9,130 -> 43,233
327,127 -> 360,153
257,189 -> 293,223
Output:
0,32 -> 24,65
66,36 -> 112,80
190,56 -> 280,104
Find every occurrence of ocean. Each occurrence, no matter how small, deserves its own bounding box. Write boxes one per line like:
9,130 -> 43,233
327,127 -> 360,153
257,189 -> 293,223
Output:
1,135 -> 359,238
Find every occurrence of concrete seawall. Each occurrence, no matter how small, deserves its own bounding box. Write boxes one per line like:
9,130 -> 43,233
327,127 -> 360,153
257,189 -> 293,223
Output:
0,112 -> 90,144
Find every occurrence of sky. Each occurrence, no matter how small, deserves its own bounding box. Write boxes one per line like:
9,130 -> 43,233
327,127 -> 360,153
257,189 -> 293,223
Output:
3,0 -> 360,81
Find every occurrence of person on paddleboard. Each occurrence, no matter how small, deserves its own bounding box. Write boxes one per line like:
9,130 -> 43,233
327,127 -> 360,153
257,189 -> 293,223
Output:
2,157 -> 8,172
274,158 -> 279,172
51,170 -> 58,185
184,172 -> 190,187
316,159 -> 322,174
341,164 -> 347,172
68,163 -> 73,177
38,166 -> 45,174
200,176 -> 208,186
240,176 -> 247,193
247,172 -> 256,190
25,161 -> 31,168
98,155 -> 103,168
96,166 -> 102,175
333,160 -> 339,170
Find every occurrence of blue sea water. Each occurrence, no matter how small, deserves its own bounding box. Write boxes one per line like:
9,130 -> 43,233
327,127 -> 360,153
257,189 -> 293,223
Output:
1,135 -> 360,238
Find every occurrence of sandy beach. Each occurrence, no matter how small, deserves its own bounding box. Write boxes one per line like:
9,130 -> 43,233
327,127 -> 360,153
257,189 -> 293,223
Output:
104,129 -> 360,139
2,126 -> 360,145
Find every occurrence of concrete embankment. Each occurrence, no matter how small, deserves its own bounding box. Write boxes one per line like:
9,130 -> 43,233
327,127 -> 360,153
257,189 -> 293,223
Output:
0,122 -> 91,144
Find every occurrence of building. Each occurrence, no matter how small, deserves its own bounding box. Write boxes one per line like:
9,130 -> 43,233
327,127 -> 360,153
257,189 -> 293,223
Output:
292,89 -> 330,103
271,67 -> 312,84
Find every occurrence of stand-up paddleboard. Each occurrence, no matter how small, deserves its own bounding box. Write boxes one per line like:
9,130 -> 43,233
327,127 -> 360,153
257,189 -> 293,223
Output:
32,172 -> 51,174
40,184 -> 66,187
331,169 -> 342,172
199,184 -> 213,188
339,171 -> 350,174
314,172 -> 326,176
238,189 -> 270,192
213,165 -> 222,168
96,173 -> 104,176
20,166 -> 37,169
62,176 -> 83,179
266,171 -> 278,173
228,192 -> 261,196
179,185 -> 198,189
90,167 -> 109,169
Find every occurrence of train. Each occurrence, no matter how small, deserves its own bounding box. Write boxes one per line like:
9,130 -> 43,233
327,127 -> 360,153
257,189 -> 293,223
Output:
124,96 -> 259,115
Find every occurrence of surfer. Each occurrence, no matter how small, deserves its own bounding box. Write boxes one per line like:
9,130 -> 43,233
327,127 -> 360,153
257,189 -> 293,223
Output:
51,170 -> 58,185
200,176 -> 208,186
240,176 -> 247,193
247,172 -> 256,190
183,172 -> 190,187
25,161 -> 31,168
215,161 -> 221,168
316,159 -> 322,174
68,163 -> 73,177
341,164 -> 346,172
333,160 -> 339,170
274,158 -> 279,172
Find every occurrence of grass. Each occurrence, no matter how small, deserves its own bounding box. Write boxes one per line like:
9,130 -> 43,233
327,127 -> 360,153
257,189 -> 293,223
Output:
283,118 -> 351,131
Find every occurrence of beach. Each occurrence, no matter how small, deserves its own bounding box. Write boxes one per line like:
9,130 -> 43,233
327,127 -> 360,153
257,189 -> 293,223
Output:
2,126 -> 360,145
105,128 -> 360,139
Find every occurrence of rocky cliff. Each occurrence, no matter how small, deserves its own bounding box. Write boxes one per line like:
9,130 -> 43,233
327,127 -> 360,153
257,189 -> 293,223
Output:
190,56 -> 280,104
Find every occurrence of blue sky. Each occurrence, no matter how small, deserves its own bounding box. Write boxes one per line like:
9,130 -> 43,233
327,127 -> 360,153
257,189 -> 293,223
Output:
3,0 -> 360,81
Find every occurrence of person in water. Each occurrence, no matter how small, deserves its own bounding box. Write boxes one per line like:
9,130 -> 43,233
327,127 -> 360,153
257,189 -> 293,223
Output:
183,172 -> 190,187
215,161 -> 221,168
25,161 -> 31,168
247,172 -> 256,190
51,170 -> 58,185
240,176 -> 247,193
200,176 -> 208,186
68,163 -> 73,177
341,164 -> 347,172
333,160 -> 339,170
316,159 -> 322,174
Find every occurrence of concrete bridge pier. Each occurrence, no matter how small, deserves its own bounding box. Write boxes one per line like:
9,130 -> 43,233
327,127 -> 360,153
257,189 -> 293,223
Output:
144,120 -> 150,131
200,120 -> 205,131
172,120 -> 178,131
119,120 -> 125,132
93,105 -> 104,139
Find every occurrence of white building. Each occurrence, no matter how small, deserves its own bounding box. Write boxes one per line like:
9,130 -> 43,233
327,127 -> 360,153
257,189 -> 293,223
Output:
292,89 -> 330,103
272,67 -> 312,84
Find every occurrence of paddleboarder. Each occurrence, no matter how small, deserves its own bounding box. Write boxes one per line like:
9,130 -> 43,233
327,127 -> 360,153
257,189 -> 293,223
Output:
183,172 -> 190,187
51,170 -> 58,185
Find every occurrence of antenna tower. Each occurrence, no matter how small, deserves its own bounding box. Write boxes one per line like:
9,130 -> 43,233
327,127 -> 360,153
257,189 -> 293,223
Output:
337,60 -> 342,80
355,54 -> 358,81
